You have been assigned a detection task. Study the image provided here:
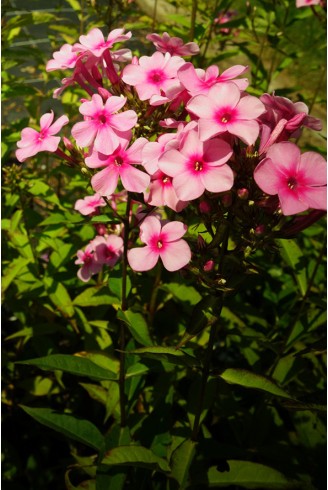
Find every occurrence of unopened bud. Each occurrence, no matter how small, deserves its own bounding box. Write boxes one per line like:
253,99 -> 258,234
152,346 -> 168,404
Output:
62,136 -> 74,152
98,87 -> 111,101
237,188 -> 249,200
199,200 -> 211,213
221,193 -> 232,207
203,259 -> 214,272
254,225 -> 265,236
95,224 -> 107,235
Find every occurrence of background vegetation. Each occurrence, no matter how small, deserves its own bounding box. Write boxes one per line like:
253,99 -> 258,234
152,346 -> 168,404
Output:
2,0 -> 327,489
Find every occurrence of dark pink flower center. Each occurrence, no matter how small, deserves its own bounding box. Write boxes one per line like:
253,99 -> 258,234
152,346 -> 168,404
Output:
114,156 -> 124,166
37,130 -> 47,142
148,69 -> 165,85
220,112 -> 231,123
150,233 -> 167,252
83,252 -> 93,265
104,247 -> 116,259
162,176 -> 171,184
194,160 -> 203,171
98,113 -> 108,124
287,176 -> 298,190
157,240 -> 163,249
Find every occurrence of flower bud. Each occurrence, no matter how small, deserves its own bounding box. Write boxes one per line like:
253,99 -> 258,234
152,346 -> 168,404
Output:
62,136 -> 74,152
203,259 -> 215,272
254,225 -> 265,236
221,193 -> 232,207
95,224 -> 107,236
199,200 -> 211,213
237,188 -> 249,200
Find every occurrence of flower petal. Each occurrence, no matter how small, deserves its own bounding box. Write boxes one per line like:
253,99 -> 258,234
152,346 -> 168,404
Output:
128,246 -> 159,271
160,239 -> 191,271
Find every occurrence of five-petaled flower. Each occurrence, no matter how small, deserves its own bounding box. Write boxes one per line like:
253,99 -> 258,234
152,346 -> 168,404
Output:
254,142 -> 327,215
71,93 -> 137,155
16,111 -> 69,162
128,216 -> 191,272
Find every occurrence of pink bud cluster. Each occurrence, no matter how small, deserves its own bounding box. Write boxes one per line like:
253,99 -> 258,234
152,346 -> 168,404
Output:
15,27 -> 327,282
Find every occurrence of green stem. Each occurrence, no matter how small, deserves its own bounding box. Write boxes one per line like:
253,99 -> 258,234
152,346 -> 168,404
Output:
118,194 -> 132,427
148,263 -> 162,327
152,0 -> 158,31
190,0 -> 198,42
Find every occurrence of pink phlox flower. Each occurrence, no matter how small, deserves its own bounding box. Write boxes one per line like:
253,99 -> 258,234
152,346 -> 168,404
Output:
76,27 -> 132,58
296,0 -> 320,6
92,234 -> 124,266
186,83 -> 265,145
74,193 -> 107,215
146,32 -> 200,57
86,137 -> 150,195
122,51 -> 185,101
259,93 -> 322,153
71,93 -> 137,155
254,142 -> 327,216
142,132 -> 180,174
158,129 -> 234,201
178,62 -> 249,95
46,43 -> 81,71
16,111 -> 69,162
75,243 -> 102,282
128,216 -> 191,272
144,170 -> 189,212
214,10 -> 239,35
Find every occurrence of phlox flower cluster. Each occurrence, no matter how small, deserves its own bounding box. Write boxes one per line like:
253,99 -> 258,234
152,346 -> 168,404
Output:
16,26 -> 327,283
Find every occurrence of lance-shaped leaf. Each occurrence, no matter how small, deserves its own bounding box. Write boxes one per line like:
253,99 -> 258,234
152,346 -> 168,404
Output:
117,310 -> 153,347
17,354 -> 118,381
218,369 -> 293,399
126,346 -> 201,368
278,238 -> 307,297
20,406 -> 104,451
73,287 -> 119,307
170,439 -> 197,488
194,460 -> 309,489
102,446 -> 170,473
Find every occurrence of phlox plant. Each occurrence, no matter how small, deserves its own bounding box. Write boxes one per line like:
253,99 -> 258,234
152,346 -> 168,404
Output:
13,24 -> 327,489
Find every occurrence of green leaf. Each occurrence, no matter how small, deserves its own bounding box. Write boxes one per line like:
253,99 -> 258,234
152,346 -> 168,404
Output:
219,369 -> 292,399
102,446 -> 170,473
161,282 -> 202,306
117,310 -> 153,347
127,346 -> 201,368
18,354 -> 118,381
79,383 -> 108,406
43,276 -> 75,318
65,472 -> 96,490
196,460 -> 308,489
278,239 -> 307,297
20,406 -> 104,451
1,257 -> 31,295
73,287 -> 119,307
170,439 -> 196,488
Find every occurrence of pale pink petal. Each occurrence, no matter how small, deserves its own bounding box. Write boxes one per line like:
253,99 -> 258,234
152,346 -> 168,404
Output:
237,95 -> 265,120
219,65 -> 248,80
17,128 -> 39,147
278,188 -> 309,215
254,157 -> 282,195
110,111 -> 138,131
122,64 -> 145,85
47,115 -> 69,135
160,239 -> 191,271
80,94 -> 104,116
85,151 -> 110,169
126,137 -> 148,163
180,130 -> 203,156
158,149 -> 187,176
79,28 -> 104,49
161,221 -> 187,241
207,83 -> 241,110
227,119 -> 260,145
198,118 -> 221,141
105,96 -> 127,114
187,94 -> 214,119
16,145 -> 39,162
72,121 -> 98,147
139,216 -> 161,244
91,166 -> 119,196
120,165 -> 150,193
94,126 -> 120,154
299,152 -> 327,185
40,111 -> 55,130
266,142 -> 300,175
203,138 -> 232,165
40,135 -> 61,152
173,171 -> 205,200
299,186 -> 327,210
201,165 -> 234,193
135,82 -> 161,101
128,246 -> 159,271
